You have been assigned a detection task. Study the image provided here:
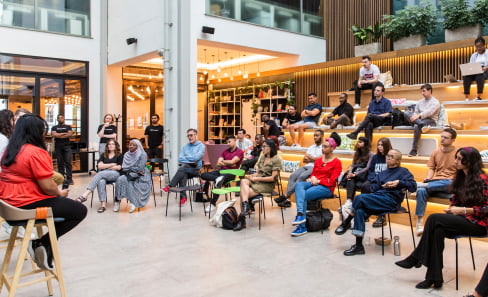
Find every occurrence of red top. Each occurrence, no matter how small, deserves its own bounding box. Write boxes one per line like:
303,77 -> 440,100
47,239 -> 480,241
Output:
220,147 -> 244,169
450,174 -> 488,230
0,144 -> 55,207
310,157 -> 342,192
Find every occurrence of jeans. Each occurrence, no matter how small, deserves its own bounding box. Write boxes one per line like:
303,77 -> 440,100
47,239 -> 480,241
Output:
295,181 -> 333,215
55,144 -> 72,182
86,170 -> 120,202
351,192 -> 399,237
404,111 -> 437,152
415,179 -> 452,217
286,166 -> 313,196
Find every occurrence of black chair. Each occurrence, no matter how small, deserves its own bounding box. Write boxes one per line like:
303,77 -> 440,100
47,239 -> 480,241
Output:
378,192 -> 416,255
450,234 -> 488,290
147,158 -> 170,206
90,181 -> 115,208
165,175 -> 201,221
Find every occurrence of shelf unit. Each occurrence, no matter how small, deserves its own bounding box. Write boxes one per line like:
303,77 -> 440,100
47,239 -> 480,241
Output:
208,88 -> 240,143
254,82 -> 294,127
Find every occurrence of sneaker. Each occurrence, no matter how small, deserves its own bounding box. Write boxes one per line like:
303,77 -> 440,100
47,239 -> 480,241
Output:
474,97 -> 482,101
421,125 -> 430,133
28,240 -> 52,270
346,133 -> 358,140
3,222 -> 12,235
215,176 -> 225,188
292,215 -> 306,226
180,197 -> 187,206
274,195 -> 287,204
416,223 -> 424,236
113,201 -> 120,212
290,225 -> 307,236
205,204 -> 214,213
162,185 -> 170,193
408,150 -> 417,157
129,203 -> 136,213
372,215 -> 387,228
278,200 -> 292,208
353,104 -> 360,109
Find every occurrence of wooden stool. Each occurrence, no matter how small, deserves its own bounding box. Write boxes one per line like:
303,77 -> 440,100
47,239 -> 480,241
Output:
0,200 -> 66,297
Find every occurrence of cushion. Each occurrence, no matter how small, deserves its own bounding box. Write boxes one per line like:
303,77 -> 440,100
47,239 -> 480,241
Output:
437,104 -> 448,127
380,71 -> 393,88
317,112 -> 328,125
337,135 -> 355,151
282,160 -> 300,173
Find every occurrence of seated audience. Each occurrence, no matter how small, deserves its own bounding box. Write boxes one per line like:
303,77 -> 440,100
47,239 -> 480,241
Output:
233,139 -> 282,231
346,84 -> 392,142
414,128 -> 457,235
396,147 -> 488,290
240,134 -> 264,172
353,56 -> 382,109
261,114 -> 281,147
335,149 -> 416,256
201,135 -> 244,212
290,132 -> 342,236
463,36 -> 488,101
75,139 -> 123,212
275,130 -> 324,208
404,83 -> 440,157
0,109 -> 14,163
326,92 -> 354,128
288,92 -> 322,147
236,128 -> 253,151
0,114 -> 87,270
341,137 -> 373,204
282,105 -> 302,129
162,128 -> 205,206
114,139 -> 151,213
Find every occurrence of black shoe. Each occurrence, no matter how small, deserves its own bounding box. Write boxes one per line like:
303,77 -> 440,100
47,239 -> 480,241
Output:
334,223 -> 351,235
395,256 -> 422,269
408,150 -> 418,157
274,195 -> 287,204
372,215 -> 387,228
346,133 -> 358,140
278,200 -> 292,208
343,244 -> 365,256
415,279 -> 443,289
233,215 -> 246,231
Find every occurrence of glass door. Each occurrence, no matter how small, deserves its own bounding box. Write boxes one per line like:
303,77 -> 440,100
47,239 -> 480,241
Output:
0,74 -> 35,111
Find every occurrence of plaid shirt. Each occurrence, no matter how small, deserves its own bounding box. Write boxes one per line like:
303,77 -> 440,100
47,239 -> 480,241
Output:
450,174 -> 488,230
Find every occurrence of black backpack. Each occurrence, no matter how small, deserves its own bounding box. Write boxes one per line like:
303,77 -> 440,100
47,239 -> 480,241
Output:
221,206 -> 239,230
305,208 -> 333,232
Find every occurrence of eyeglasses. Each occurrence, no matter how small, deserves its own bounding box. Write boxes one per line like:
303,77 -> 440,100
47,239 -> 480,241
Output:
187,134 -> 195,137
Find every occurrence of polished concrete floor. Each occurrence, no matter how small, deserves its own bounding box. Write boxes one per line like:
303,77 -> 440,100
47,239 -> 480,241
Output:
1,173 -> 487,297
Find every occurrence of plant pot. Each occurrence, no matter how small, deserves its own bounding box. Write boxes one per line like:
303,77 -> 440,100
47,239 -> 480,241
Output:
445,24 -> 483,43
354,42 -> 382,57
393,34 -> 426,51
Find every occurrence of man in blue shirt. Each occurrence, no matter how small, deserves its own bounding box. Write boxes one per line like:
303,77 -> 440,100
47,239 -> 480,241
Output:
288,92 -> 322,147
346,84 -> 392,142
162,128 -> 205,205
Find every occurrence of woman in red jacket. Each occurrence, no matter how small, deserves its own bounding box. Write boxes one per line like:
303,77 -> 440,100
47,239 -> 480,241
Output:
290,132 -> 342,236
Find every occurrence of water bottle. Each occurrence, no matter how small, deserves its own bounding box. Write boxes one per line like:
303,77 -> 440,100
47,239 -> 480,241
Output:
393,236 -> 401,256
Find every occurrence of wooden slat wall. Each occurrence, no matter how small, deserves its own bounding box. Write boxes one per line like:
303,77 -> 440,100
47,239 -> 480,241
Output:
294,46 -> 475,109
325,0 -> 391,61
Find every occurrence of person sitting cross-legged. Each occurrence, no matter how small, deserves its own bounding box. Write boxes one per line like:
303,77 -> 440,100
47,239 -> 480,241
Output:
233,139 -> 282,231
335,149 -> 417,256
162,128 -> 205,206
290,132 -> 342,236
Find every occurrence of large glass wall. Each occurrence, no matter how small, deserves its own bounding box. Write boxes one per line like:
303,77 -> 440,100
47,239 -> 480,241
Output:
0,0 -> 90,36
206,0 -> 323,37
0,53 -> 88,171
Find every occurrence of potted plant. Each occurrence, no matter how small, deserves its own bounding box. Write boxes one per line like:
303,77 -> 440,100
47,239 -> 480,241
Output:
382,1 -> 438,50
471,0 -> 488,26
351,22 -> 383,57
441,0 -> 483,42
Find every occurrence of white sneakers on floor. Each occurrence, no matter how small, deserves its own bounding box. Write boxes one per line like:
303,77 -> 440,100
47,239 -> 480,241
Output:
416,223 -> 424,236
113,202 -> 120,212
353,104 -> 360,109
421,125 -> 430,133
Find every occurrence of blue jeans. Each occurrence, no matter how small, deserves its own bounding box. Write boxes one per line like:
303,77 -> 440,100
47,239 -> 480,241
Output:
295,181 -> 333,215
351,192 -> 398,237
415,179 -> 452,217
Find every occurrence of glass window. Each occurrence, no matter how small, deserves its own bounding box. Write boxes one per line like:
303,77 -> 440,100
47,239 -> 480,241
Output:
0,54 -> 87,75
0,74 -> 35,111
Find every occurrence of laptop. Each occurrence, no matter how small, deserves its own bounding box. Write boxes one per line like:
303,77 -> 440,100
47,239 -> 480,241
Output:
459,62 -> 483,76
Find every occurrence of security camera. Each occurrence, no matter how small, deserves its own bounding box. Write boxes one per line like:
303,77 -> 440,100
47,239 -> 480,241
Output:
158,49 -> 165,57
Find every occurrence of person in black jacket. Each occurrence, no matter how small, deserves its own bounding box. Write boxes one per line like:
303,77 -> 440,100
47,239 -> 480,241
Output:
240,134 -> 264,172
326,93 -> 354,129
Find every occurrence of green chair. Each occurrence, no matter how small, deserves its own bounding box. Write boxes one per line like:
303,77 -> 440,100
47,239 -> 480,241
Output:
208,169 -> 245,216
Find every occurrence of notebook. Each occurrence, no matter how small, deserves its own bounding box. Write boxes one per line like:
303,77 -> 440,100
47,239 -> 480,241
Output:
459,62 -> 483,76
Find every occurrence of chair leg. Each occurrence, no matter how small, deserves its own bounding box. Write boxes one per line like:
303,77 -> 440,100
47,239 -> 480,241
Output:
469,237 -> 475,270
90,192 -> 94,208
151,175 -> 157,207
407,209 -> 416,249
456,238 -> 459,290
381,221 -> 385,256
165,192 -> 170,216
388,214 -> 393,240
46,218 -> 66,297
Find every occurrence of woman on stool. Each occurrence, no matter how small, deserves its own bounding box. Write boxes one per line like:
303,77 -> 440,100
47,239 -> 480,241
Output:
396,147 -> 488,289
463,36 -> 488,101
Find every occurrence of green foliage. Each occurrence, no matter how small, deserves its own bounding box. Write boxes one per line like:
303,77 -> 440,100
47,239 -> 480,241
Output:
370,22 -> 383,42
382,2 -> 438,41
472,0 -> 488,26
441,0 -> 478,30
351,24 -> 371,45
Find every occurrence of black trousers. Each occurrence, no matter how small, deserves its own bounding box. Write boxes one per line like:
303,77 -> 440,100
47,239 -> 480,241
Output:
463,71 -> 488,95
240,158 -> 258,172
353,114 -> 388,142
147,147 -> 162,159
200,170 -> 236,204
410,213 -> 487,282
476,263 -> 488,296
19,197 -> 87,248
169,164 -> 199,198
353,81 -> 378,105
55,144 -> 72,182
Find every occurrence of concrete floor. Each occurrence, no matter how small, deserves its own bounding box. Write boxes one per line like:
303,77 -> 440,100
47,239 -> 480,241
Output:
1,173 -> 487,297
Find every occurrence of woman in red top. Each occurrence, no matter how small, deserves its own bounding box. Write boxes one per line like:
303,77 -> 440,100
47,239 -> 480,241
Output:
396,147 -> 488,289
291,132 -> 342,236
0,114 -> 87,270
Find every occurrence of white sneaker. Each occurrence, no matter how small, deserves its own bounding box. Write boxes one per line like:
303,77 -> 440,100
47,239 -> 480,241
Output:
416,223 -> 424,236
205,204 -> 213,213
3,222 -> 12,235
421,125 -> 430,133
353,104 -> 360,109
215,176 -> 224,188
129,204 -> 136,213
113,202 -> 120,212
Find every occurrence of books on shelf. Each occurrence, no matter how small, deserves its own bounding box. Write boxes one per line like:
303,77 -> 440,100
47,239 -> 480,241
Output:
219,118 -> 225,126
276,104 -> 282,111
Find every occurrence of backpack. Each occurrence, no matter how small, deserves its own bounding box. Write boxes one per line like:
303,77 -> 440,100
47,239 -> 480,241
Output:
305,208 -> 333,232
391,108 -> 406,127
221,206 -> 239,230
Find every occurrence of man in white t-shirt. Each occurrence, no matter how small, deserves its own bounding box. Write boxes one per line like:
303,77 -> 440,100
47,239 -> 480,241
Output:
274,130 -> 324,207
353,56 -> 382,109
236,129 -> 253,151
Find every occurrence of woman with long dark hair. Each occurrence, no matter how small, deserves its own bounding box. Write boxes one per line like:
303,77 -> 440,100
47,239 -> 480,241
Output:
233,139 -> 282,231
75,139 -> 123,213
396,147 -> 488,289
342,136 -> 373,202
0,114 -> 87,270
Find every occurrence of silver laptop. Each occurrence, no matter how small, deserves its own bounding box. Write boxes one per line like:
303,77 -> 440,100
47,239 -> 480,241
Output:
460,62 -> 483,76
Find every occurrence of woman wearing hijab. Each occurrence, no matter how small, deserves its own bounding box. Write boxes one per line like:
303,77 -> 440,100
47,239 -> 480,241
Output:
114,139 -> 151,213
